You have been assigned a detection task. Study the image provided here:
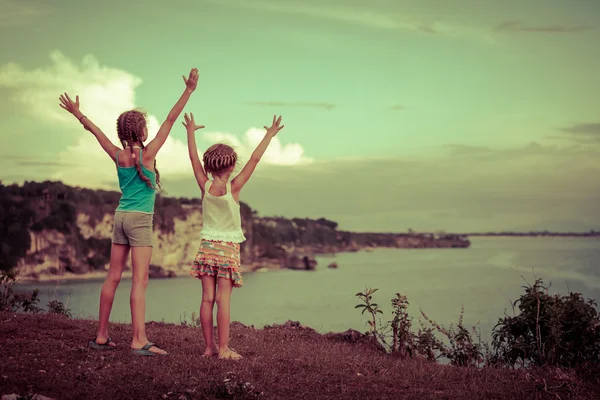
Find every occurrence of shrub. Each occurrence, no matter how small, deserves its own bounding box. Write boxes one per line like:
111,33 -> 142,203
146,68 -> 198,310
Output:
492,278 -> 600,368
0,270 -> 42,313
47,299 -> 72,318
355,288 -> 484,366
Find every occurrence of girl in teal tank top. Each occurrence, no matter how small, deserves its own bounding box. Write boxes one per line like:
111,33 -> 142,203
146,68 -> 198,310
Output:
58,68 -> 199,356
115,147 -> 157,213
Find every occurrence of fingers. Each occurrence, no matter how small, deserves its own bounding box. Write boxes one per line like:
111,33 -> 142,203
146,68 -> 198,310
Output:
264,126 -> 269,130
190,112 -> 195,121
276,115 -> 282,126
182,75 -> 187,84
59,104 -> 68,110
272,115 -> 276,125
279,124 -> 285,130
75,95 -> 80,105
197,125 -> 205,130
184,113 -> 190,123
65,92 -> 74,103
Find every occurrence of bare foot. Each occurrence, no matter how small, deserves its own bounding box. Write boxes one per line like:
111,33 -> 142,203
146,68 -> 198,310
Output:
219,348 -> 242,360
131,340 -> 167,355
202,346 -> 219,358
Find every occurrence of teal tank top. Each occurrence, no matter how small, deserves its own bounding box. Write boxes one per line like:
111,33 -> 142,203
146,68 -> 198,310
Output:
115,148 -> 157,214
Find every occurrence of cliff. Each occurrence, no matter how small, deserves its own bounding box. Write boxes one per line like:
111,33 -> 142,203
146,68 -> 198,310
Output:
0,181 -> 470,280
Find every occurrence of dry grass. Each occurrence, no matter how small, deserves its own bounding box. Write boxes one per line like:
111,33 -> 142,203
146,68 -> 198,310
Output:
1,313 -> 598,400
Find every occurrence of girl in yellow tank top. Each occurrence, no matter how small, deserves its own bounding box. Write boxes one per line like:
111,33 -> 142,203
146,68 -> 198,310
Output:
184,113 -> 285,360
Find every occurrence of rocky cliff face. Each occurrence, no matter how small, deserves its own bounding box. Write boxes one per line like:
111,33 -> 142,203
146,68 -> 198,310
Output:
2,181 -> 471,280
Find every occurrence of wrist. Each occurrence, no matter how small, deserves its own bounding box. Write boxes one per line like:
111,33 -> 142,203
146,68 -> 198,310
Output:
184,87 -> 195,94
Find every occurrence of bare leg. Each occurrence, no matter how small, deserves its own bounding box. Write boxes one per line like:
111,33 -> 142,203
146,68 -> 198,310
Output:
216,278 -> 241,359
130,246 -> 166,355
199,275 -> 218,357
95,243 -> 129,346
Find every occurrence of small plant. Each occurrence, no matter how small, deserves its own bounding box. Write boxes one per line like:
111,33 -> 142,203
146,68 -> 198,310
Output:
355,288 -> 384,340
390,293 -> 414,357
415,325 -> 445,361
1,270 -> 42,313
420,307 -> 484,367
354,287 -> 482,365
191,311 -> 200,327
47,299 -> 72,318
0,269 -> 18,311
19,288 -> 42,313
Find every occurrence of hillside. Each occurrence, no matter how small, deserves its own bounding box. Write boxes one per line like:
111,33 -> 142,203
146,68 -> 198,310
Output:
2,313 -> 598,400
0,181 -> 470,279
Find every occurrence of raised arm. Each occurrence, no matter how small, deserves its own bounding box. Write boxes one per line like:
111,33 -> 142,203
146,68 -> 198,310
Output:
232,115 -> 284,192
144,68 -> 199,159
183,112 -> 208,192
59,93 -> 120,161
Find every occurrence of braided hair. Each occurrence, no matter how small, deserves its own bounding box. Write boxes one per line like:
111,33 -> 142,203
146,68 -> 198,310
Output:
116,110 -> 161,189
203,144 -> 238,178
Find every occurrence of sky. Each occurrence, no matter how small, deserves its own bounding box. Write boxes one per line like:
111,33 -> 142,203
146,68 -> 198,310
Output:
0,0 -> 599,233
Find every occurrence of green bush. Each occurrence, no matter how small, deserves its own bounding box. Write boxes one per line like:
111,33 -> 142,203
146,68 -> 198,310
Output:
492,278 -> 600,368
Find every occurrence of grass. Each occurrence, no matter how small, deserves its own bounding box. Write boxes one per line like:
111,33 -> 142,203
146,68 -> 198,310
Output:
1,313 -> 599,400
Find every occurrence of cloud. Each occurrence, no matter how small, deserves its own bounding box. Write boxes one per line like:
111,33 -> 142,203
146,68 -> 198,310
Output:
211,0 -> 490,41
202,128 -> 313,166
0,51 -> 311,189
547,123 -> 600,144
559,123 -> 600,136
0,0 -> 49,27
495,20 -> 591,34
246,101 -> 335,111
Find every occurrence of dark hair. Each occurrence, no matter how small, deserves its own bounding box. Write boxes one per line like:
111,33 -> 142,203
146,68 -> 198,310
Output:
116,110 -> 161,189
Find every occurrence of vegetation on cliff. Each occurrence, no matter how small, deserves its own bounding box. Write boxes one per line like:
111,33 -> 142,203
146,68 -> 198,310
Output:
0,181 -> 469,275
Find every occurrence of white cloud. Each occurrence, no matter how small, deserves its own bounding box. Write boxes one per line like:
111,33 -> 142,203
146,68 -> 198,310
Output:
202,128 -> 313,167
0,51 -> 311,189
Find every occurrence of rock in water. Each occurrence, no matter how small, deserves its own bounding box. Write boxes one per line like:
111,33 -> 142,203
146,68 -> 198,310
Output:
148,265 -> 172,279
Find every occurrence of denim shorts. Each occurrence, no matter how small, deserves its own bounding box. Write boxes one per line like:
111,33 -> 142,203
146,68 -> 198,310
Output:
111,211 -> 154,247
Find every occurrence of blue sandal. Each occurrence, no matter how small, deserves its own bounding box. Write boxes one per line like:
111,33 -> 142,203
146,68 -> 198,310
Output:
88,337 -> 115,350
131,342 -> 167,356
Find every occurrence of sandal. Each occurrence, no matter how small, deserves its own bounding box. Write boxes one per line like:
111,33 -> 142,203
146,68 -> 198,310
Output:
131,342 -> 167,356
88,337 -> 115,350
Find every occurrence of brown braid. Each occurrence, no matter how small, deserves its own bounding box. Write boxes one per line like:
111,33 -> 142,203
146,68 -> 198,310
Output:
203,144 -> 238,177
116,110 -> 161,190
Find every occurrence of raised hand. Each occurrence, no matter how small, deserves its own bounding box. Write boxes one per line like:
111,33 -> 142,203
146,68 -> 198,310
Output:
264,115 -> 284,137
182,68 -> 199,93
182,112 -> 205,132
59,93 -> 81,115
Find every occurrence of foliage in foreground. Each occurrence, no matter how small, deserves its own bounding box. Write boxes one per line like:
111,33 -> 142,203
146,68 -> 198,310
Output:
0,270 -> 71,317
355,279 -> 600,369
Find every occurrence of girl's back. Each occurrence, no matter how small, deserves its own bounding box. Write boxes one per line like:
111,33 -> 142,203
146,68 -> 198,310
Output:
201,180 -> 245,242
115,147 -> 156,214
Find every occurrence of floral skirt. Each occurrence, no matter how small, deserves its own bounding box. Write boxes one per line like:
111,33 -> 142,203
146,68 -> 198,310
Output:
189,240 -> 243,288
